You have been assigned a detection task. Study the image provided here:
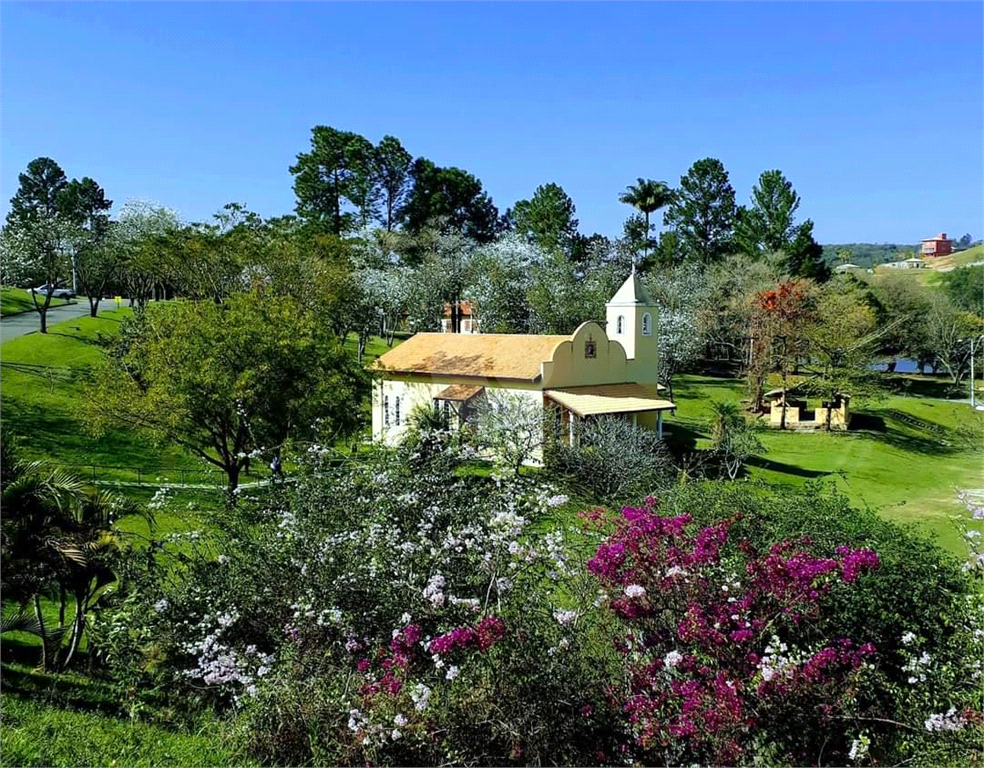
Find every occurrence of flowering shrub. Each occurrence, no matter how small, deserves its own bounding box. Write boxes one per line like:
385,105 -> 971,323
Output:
91,448 -> 982,766
586,498 -> 882,764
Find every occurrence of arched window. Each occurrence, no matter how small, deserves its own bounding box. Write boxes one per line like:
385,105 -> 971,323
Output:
642,312 -> 652,336
616,315 -> 625,334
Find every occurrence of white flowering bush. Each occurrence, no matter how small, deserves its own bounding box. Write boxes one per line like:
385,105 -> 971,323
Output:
89,449 -> 983,766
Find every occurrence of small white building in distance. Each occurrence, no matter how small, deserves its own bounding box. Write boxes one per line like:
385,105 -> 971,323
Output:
368,272 -> 676,460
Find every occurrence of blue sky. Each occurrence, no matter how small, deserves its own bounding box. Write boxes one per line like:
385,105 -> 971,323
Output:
2,1 -> 981,243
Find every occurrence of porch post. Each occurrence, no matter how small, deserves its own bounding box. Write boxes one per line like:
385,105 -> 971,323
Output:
568,411 -> 576,446
657,411 -> 664,439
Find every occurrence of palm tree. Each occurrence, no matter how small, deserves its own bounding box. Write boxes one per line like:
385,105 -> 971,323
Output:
618,178 -> 674,262
58,489 -> 152,668
1,454 -> 85,671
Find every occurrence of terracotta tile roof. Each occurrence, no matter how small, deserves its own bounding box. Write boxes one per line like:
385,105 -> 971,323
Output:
370,333 -> 570,381
435,384 -> 485,402
545,383 -> 676,417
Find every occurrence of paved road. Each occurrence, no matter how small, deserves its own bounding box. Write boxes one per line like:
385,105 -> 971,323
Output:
0,301 -> 94,344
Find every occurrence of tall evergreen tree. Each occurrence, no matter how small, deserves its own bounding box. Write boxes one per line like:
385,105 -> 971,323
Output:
6,157 -> 68,225
374,136 -> 414,231
510,183 -> 579,255
290,126 -> 378,234
399,159 -> 500,242
663,158 -> 737,264
735,169 -> 829,280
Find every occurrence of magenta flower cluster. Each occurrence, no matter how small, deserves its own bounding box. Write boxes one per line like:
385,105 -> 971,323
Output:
429,615 -> 507,655
585,499 -> 882,764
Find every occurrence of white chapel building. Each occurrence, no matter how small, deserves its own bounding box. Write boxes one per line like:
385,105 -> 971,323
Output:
369,272 -> 675,456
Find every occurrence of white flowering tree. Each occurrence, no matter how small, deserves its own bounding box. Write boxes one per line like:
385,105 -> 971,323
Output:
474,391 -> 547,475
644,262 -> 712,400
112,200 -> 182,311
466,234 -> 541,333
0,212 -> 79,333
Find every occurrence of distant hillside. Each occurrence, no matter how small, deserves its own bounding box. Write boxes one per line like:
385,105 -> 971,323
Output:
926,243 -> 984,272
822,243 -> 919,269
824,242 -> 983,270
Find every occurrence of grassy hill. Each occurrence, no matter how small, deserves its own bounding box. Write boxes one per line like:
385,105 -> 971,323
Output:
667,374 -> 982,555
1,286 -> 71,316
926,243 -> 984,271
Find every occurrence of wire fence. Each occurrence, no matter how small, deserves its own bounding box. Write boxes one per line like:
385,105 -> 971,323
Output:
59,464 -> 235,489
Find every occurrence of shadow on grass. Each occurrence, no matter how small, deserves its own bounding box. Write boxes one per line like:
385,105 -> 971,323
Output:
882,375 -> 962,400
745,455 -> 833,479
0,645 -> 122,717
661,422 -> 707,453
857,408 -> 970,457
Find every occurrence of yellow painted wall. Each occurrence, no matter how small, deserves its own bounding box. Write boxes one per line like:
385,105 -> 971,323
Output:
541,322 -> 630,389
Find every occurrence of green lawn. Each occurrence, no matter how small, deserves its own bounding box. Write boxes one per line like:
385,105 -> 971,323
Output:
0,691 -> 246,768
0,309 -> 211,480
667,373 -> 982,554
1,286 -> 72,316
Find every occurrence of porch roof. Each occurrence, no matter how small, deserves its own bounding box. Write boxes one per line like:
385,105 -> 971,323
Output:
435,384 -> 485,402
545,383 -> 676,418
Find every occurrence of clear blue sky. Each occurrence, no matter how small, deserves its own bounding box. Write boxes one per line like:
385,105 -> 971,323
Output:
2,1 -> 981,243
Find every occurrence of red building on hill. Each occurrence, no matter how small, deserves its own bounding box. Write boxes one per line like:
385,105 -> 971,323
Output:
920,232 -> 952,258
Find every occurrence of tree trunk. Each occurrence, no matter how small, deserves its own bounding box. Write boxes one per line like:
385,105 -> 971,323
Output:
226,462 -> 241,493
39,309 -> 48,334
643,211 -> 650,260
62,592 -> 86,669
886,358 -> 897,374
89,296 -> 100,317
58,586 -> 67,628
33,594 -> 48,672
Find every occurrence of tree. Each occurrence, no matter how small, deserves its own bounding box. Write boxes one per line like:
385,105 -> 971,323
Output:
6,156 -> 67,224
374,136 -> 414,231
924,296 -> 980,385
474,390 -> 546,475
618,178 -> 673,262
0,212 -> 77,332
399,159 -> 500,243
546,415 -> 674,502
290,126 -> 378,234
704,253 -> 777,373
510,183 -> 579,255
1,449 -> 83,671
735,170 -> 829,280
467,233 -> 541,333
57,489 -> 149,669
957,233 -> 973,249
2,157 -> 76,332
752,280 -> 813,428
85,293 -> 368,491
939,265 -> 983,316
869,272 -> 932,370
113,201 -> 182,311
800,288 -> 881,429
709,401 -> 765,479
643,263 -> 712,400
58,177 -> 114,315
662,158 -> 737,264
527,251 -> 589,334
